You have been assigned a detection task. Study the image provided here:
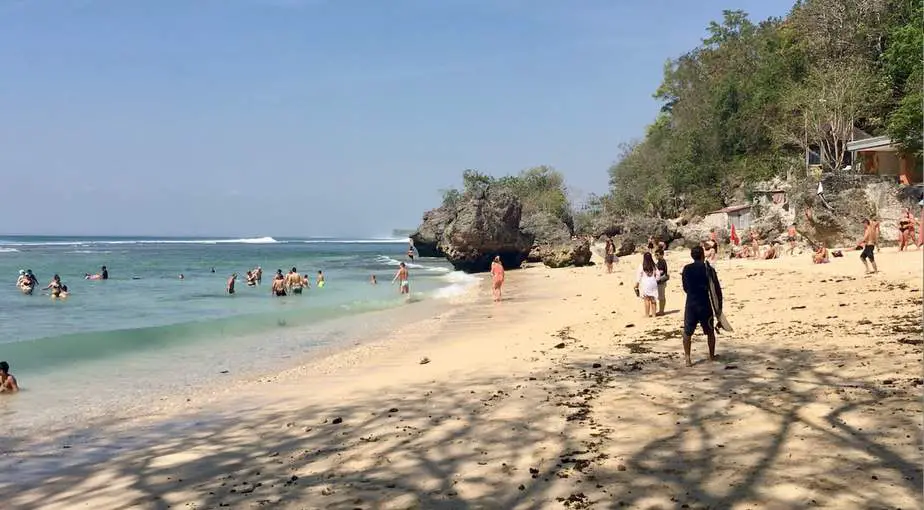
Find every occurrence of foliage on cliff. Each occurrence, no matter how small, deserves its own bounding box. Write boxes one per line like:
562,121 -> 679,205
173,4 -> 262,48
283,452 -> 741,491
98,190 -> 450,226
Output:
441,166 -> 573,231
606,0 -> 922,217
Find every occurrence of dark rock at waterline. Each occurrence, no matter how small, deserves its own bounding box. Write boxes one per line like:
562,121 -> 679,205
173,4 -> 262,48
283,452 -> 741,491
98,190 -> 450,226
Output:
410,206 -> 455,258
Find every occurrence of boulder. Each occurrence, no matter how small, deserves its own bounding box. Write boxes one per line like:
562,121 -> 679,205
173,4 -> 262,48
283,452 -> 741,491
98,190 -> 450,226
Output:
540,238 -> 593,268
521,211 -> 576,265
437,187 -> 534,273
410,206 -> 455,258
592,214 -> 678,248
615,238 -> 636,257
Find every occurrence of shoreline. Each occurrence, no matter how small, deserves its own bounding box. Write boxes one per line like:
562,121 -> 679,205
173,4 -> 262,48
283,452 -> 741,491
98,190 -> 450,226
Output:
0,273 -> 483,452
1,250 -> 921,509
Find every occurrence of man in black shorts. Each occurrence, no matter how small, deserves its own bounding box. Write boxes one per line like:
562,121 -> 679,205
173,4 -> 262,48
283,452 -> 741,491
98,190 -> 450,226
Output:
681,246 -> 723,367
859,218 -> 879,274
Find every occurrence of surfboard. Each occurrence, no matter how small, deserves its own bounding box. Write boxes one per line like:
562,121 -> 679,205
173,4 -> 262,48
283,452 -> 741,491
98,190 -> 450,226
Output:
706,262 -> 733,332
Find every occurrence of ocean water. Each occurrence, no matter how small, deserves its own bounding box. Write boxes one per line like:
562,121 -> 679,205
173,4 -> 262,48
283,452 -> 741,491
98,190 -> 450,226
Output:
0,236 -> 477,438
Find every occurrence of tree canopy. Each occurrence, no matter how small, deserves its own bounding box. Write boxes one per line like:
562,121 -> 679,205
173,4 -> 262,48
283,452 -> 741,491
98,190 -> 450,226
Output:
607,0 -> 922,216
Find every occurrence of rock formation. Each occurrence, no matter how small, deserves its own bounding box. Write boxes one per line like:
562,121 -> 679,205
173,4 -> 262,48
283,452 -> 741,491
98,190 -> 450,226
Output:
435,187 -> 534,273
409,206 -> 454,258
520,211 -> 590,267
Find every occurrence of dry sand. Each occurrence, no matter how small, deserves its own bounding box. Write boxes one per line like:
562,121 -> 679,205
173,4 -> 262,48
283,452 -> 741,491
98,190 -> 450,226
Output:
2,248 -> 922,510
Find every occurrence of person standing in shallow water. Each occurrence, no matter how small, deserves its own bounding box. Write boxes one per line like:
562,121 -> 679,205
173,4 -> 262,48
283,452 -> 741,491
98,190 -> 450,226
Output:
681,245 -> 723,367
491,255 -> 505,302
0,361 -> 19,393
392,262 -> 409,295
227,273 -> 237,295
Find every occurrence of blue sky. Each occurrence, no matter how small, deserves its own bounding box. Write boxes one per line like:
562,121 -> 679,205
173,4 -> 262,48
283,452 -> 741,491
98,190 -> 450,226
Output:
0,0 -> 793,237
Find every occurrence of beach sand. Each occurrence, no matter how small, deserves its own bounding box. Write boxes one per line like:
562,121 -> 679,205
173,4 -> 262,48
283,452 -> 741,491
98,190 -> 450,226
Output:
3,248 -> 922,509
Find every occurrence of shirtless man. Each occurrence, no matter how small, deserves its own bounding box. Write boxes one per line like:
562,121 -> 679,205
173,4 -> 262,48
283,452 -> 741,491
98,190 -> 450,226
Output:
227,273 -> 237,295
859,218 -> 879,274
254,266 -> 263,285
0,361 -> 19,393
316,270 -> 325,288
749,230 -> 760,259
286,267 -> 303,295
786,224 -> 798,256
271,271 -> 287,297
392,262 -> 409,295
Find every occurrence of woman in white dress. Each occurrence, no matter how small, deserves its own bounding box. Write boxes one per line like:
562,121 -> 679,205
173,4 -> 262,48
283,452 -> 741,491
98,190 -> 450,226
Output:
635,252 -> 661,318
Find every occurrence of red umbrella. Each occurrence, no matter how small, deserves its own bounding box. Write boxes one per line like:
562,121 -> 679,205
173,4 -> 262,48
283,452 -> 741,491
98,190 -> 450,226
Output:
729,224 -> 740,246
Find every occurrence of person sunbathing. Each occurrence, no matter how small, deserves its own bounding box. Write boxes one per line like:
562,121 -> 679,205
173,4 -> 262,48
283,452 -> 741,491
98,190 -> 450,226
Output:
812,244 -> 829,264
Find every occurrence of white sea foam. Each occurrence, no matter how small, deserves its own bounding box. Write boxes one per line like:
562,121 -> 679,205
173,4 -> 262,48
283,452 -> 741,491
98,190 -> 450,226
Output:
0,247 -> 19,253
432,271 -> 481,299
300,238 -> 410,244
0,237 -> 280,247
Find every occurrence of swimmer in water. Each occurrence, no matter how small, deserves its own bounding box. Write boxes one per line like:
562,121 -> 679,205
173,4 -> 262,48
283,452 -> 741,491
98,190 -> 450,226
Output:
370,274 -> 377,285
227,273 -> 237,295
286,267 -> 303,295
245,270 -> 256,287
392,262 -> 409,295
271,271 -> 287,297
100,266 -> 108,280
43,274 -> 64,298
0,361 -> 19,394
179,273 -> 185,280
317,270 -> 325,288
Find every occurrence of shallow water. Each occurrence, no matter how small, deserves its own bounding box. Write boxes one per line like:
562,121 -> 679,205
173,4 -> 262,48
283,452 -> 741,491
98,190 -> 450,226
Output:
0,236 -> 477,437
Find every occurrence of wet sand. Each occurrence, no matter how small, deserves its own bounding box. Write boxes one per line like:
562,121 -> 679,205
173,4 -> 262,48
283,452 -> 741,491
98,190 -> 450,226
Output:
2,248 -> 922,509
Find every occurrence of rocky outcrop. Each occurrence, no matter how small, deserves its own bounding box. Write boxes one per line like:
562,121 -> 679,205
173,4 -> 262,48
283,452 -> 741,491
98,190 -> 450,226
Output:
436,188 -> 534,273
615,239 -> 636,257
410,206 -> 455,258
540,238 -> 592,268
520,211 -> 588,267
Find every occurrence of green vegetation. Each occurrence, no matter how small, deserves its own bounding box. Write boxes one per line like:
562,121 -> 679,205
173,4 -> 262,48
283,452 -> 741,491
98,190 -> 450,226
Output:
607,0 -> 922,217
438,1 -> 921,234
441,166 -> 573,229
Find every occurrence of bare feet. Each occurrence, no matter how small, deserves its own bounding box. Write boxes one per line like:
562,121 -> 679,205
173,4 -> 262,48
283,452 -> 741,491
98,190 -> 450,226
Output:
684,357 -> 693,367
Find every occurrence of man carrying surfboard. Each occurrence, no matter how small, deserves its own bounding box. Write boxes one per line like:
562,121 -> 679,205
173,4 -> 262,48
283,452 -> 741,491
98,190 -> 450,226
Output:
680,245 -> 728,367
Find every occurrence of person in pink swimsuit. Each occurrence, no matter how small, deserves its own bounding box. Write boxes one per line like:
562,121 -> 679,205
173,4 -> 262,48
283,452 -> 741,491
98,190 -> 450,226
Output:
490,255 -> 505,302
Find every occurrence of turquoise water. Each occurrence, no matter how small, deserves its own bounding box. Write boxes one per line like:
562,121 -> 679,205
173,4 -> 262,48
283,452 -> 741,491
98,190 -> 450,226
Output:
0,236 -> 475,436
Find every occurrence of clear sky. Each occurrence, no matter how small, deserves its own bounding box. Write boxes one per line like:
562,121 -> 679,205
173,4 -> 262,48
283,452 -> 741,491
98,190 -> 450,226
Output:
0,0 -> 794,238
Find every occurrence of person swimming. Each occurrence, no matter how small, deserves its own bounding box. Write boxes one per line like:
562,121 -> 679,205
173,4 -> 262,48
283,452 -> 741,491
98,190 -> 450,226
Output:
44,274 -> 64,298
20,270 -> 37,295
286,267 -> 303,295
271,271 -> 287,297
227,273 -> 237,295
0,361 -> 19,394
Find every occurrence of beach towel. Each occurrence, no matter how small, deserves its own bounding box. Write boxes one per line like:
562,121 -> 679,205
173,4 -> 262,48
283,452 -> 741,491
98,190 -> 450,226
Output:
705,262 -> 733,333
729,224 -> 740,246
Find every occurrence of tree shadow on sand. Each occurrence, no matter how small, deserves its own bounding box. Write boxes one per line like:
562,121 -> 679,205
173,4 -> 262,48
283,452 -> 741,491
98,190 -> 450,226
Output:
1,342 -> 921,510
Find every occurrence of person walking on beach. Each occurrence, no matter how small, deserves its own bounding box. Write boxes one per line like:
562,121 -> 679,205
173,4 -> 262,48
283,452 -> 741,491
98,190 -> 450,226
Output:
392,262 -> 409,295
271,270 -> 287,296
604,238 -> 616,273
0,361 -> 18,393
681,246 -> 722,367
655,249 -> 669,316
635,252 -> 661,318
491,255 -> 505,302
859,218 -> 879,274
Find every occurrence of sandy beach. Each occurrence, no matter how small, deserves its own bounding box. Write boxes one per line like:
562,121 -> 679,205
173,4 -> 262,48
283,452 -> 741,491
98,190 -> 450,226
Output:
2,247 -> 922,509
